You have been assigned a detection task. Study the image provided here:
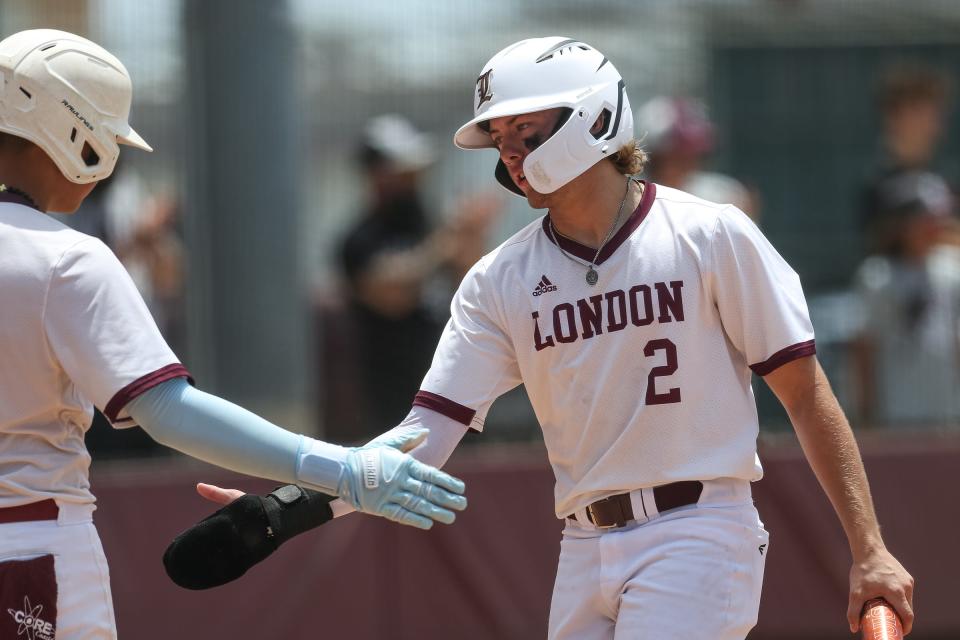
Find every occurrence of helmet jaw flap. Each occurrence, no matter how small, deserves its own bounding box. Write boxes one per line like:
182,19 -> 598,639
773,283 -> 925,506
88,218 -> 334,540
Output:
0,29 -> 150,185
455,37 -> 634,197
521,79 -> 631,194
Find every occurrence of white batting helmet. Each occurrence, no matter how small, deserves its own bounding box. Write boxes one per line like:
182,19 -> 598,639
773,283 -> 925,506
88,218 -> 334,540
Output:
454,36 -> 633,196
0,29 -> 151,184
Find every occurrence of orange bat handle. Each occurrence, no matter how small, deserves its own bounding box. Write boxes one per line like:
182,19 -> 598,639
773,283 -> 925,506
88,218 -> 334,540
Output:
861,598 -> 904,640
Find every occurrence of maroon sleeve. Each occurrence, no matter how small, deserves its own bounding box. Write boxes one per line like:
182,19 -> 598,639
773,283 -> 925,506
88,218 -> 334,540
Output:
749,340 -> 816,377
412,390 -> 479,430
103,363 -> 194,422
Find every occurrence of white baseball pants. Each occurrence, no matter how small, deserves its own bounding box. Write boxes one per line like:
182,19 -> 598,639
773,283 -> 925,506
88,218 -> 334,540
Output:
548,479 -> 768,640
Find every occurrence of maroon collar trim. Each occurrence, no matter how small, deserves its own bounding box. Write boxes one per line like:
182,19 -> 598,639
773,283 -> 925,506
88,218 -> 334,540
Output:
0,190 -> 39,210
541,181 -> 657,265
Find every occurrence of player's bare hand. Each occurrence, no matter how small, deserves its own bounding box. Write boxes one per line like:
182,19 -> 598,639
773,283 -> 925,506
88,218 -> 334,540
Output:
195,482 -> 245,506
847,547 -> 914,635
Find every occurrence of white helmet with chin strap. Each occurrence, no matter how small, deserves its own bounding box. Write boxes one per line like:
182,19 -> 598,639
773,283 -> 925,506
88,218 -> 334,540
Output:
454,36 -> 633,196
0,29 -> 151,184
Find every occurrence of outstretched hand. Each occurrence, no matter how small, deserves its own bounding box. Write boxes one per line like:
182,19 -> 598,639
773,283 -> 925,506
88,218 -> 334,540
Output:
196,429 -> 467,531
336,429 -> 467,530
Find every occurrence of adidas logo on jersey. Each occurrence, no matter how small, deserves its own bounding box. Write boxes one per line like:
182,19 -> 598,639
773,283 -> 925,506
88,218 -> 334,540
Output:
532,275 -> 558,296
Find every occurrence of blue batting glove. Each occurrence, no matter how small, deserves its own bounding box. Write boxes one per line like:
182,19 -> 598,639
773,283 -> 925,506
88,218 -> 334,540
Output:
337,430 -> 467,530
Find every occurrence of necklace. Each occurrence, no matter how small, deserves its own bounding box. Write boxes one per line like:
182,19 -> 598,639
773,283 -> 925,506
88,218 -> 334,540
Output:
547,176 -> 636,286
0,184 -> 39,210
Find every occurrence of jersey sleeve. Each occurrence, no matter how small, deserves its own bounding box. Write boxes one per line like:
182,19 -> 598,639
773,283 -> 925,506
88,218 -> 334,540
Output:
414,261 -> 522,431
43,237 -> 191,427
707,206 -> 816,376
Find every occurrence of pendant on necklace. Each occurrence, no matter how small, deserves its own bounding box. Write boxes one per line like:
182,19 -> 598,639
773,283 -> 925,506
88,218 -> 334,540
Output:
586,267 -> 599,286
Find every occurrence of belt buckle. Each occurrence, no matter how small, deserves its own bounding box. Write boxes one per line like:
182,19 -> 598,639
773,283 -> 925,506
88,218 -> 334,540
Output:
586,503 -> 618,530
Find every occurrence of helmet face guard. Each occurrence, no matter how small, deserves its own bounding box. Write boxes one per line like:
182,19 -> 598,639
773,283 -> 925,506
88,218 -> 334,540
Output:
0,29 -> 151,184
455,37 -> 634,197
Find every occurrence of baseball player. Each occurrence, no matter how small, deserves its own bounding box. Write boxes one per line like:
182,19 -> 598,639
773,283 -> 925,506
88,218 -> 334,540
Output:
448,38 -> 910,638
209,35 -> 909,638
0,29 -> 465,639
443,37 -> 909,638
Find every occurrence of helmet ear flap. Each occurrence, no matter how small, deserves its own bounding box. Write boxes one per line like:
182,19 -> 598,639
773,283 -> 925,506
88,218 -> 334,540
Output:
495,158 -> 524,196
491,107 -> 573,198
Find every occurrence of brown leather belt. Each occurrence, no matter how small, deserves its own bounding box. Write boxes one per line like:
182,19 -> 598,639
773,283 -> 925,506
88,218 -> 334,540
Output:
569,481 -> 703,529
0,499 -> 59,525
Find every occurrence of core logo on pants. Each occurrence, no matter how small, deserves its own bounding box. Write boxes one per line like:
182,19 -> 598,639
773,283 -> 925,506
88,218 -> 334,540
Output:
6,596 -> 55,640
0,554 -> 57,640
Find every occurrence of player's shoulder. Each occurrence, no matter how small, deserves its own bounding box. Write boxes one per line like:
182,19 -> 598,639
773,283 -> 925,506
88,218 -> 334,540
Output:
653,184 -> 732,218
0,202 -> 105,261
650,183 -> 750,236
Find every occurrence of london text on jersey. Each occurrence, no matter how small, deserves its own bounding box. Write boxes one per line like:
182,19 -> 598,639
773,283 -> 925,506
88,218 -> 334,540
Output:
532,280 -> 684,351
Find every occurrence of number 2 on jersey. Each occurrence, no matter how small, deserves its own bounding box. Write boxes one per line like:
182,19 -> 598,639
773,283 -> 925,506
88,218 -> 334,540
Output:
644,338 -> 680,405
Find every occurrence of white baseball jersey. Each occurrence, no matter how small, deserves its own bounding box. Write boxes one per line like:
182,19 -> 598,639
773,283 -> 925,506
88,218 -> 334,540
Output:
0,194 -> 190,508
414,183 -> 815,517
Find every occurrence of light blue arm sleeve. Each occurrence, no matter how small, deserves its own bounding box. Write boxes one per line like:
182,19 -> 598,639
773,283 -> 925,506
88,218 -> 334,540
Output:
127,379 -> 467,529
126,378 -> 311,485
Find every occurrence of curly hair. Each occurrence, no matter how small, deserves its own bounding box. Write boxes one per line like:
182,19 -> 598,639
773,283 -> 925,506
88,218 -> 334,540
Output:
609,140 -> 648,176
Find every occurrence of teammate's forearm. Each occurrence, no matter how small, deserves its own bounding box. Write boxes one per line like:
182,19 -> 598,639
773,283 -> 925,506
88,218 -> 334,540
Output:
785,368 -> 885,559
126,378 -> 348,494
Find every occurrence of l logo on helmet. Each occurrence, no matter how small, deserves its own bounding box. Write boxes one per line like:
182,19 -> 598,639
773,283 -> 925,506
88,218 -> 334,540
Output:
476,69 -> 493,108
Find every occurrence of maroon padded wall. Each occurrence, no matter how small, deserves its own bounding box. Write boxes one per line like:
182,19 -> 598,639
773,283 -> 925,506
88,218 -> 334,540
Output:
90,434 -> 959,639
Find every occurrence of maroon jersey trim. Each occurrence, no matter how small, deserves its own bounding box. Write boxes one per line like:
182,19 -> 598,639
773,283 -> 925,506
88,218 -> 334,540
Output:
413,390 -> 477,428
750,340 -> 817,377
541,181 -> 657,265
104,363 -> 194,421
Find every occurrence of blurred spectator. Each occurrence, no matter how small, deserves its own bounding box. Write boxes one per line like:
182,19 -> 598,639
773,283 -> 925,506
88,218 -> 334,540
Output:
112,193 -> 187,354
860,63 -> 953,256
635,96 -> 757,218
329,115 -> 500,441
853,171 -> 960,428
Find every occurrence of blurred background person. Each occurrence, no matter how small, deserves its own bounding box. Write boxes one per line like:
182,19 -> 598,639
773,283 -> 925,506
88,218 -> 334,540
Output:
860,63 -> 954,256
112,193 -> 187,355
328,115 -> 501,442
635,95 -> 757,219
853,170 -> 960,428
